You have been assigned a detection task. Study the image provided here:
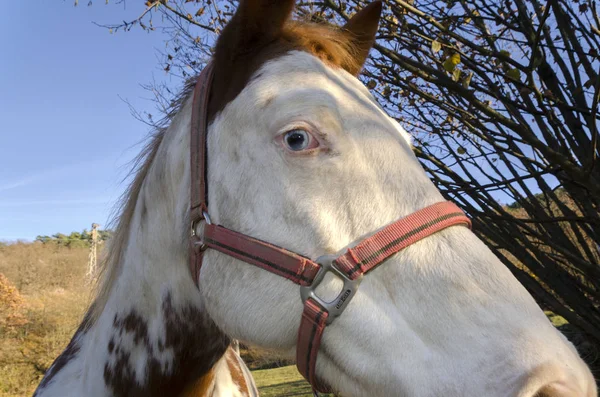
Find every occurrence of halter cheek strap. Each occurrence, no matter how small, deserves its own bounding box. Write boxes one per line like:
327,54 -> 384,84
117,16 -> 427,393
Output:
189,62 -> 215,285
189,64 -> 472,394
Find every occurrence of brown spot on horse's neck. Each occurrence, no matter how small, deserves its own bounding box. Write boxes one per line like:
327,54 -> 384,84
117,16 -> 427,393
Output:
103,292 -> 230,397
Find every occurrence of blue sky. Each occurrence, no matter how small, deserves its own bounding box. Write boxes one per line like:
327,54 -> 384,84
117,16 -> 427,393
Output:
0,1 -> 178,241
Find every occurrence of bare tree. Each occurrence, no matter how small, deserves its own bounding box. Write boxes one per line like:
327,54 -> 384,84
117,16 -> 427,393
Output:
100,0 -> 600,348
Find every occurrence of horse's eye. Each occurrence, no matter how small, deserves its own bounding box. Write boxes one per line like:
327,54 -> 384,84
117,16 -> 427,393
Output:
283,129 -> 311,151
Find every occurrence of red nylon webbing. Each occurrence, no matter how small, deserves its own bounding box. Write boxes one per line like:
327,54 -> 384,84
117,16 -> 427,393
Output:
335,201 -> 471,279
296,299 -> 331,394
204,224 -> 321,286
189,63 -> 215,287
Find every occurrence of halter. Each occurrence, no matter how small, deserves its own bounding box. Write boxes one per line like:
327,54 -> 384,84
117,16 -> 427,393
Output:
189,63 -> 472,394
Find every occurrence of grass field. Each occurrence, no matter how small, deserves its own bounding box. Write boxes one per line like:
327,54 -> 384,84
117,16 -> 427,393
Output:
253,365 -> 333,397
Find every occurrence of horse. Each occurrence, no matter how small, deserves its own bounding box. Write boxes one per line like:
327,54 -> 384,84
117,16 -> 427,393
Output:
34,0 -> 596,396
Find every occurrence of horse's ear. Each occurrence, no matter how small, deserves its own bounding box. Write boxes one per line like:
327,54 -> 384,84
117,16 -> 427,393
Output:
343,1 -> 383,75
209,0 -> 295,119
216,0 -> 295,56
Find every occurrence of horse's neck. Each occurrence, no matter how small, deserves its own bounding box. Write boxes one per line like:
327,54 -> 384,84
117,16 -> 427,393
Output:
34,96 -> 251,397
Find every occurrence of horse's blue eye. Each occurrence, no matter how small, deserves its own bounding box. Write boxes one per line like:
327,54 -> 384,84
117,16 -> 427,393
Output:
284,129 -> 310,151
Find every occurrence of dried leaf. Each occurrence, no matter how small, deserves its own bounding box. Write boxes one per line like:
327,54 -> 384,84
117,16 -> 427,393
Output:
462,71 -> 473,88
452,68 -> 461,82
383,86 -> 391,98
457,147 -> 466,155
367,80 -> 377,89
506,68 -> 521,80
195,7 -> 205,16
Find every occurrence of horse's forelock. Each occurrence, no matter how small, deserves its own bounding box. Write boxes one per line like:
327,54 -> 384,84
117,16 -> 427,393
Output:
208,1 -> 378,123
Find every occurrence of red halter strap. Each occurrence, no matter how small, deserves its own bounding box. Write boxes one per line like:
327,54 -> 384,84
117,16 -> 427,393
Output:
189,62 -> 215,285
189,64 -> 472,393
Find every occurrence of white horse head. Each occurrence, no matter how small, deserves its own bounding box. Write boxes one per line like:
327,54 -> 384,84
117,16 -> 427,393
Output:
35,0 -> 596,396
199,1 -> 596,396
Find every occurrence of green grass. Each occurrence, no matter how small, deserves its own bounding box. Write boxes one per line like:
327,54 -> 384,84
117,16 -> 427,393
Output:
253,365 -> 333,397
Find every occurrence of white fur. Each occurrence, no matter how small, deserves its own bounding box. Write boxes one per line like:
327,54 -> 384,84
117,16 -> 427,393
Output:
197,52 -> 596,397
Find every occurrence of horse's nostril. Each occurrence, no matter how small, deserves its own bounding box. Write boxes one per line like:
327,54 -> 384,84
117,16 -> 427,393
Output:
516,363 -> 595,397
533,381 -> 584,397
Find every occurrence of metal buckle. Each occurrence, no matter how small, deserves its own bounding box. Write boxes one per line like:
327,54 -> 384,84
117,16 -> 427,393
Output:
191,210 -> 211,251
300,254 -> 363,325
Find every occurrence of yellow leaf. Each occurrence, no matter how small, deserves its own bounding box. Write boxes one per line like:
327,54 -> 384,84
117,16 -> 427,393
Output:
443,53 -> 461,72
431,40 -> 441,53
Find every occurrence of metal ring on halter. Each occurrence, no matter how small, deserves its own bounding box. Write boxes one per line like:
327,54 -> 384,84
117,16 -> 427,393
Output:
300,254 -> 363,325
191,210 -> 212,251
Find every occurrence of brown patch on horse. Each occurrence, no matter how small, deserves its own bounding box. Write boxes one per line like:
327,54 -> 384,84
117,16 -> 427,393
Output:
179,347 -> 251,397
102,293 -> 230,397
208,0 -> 383,122
225,347 -> 251,395
181,368 -> 216,397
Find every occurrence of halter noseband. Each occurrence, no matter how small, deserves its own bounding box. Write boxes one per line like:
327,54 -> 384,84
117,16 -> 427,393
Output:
189,63 -> 471,394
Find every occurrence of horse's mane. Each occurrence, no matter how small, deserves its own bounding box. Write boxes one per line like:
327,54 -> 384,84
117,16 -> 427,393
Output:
85,78 -> 198,327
